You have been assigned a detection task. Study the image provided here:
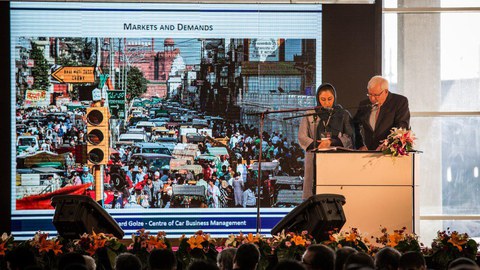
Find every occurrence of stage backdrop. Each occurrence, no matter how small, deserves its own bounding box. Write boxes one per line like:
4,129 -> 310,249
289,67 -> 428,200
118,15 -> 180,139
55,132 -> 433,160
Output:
10,2 -> 322,239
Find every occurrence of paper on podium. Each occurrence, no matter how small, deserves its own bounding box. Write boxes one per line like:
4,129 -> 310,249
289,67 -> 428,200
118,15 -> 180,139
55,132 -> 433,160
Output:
313,146 -> 357,152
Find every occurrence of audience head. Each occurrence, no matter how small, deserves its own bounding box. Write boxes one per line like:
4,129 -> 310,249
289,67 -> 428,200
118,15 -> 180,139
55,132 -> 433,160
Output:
374,247 -> 401,270
58,252 -> 86,270
149,248 -> 177,270
302,244 -> 335,270
187,260 -> 220,270
217,248 -> 237,270
5,246 -> 36,270
233,243 -> 260,270
448,257 -> 479,270
275,259 -> 306,270
63,264 -> 88,270
398,251 -> 426,270
335,246 -> 358,270
344,252 -> 374,270
82,255 -> 96,270
114,253 -> 142,270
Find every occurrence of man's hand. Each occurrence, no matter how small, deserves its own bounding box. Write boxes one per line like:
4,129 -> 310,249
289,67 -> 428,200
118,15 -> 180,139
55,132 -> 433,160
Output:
317,139 -> 332,149
358,146 -> 368,151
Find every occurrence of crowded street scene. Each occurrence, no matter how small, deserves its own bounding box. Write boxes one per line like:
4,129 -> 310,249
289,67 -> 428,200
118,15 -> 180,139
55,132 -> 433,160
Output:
15,37 -> 316,210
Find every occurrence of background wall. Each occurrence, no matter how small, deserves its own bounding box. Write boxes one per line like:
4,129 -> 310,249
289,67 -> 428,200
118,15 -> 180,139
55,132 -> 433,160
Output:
322,0 -> 382,114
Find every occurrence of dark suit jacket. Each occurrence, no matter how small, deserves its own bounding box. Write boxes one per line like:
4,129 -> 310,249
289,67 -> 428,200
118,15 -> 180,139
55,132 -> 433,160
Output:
353,92 -> 410,150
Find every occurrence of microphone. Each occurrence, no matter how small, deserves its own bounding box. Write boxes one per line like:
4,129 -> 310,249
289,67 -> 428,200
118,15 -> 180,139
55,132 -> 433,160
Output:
370,102 -> 379,109
321,107 -> 334,112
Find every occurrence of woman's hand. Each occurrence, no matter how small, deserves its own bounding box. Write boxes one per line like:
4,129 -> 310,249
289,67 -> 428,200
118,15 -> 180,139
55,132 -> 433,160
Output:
317,139 -> 332,149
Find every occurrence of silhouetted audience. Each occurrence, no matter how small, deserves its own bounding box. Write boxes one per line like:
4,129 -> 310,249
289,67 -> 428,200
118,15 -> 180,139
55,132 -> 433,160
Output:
448,257 -> 479,270
83,255 -> 96,270
58,252 -> 87,270
114,253 -> 142,270
344,252 -> 374,270
301,244 -> 335,270
275,259 -> 306,270
374,247 -> 401,270
398,251 -> 426,270
188,260 -> 220,270
217,248 -> 237,270
335,247 -> 358,270
149,249 -> 177,270
5,246 -> 37,270
233,243 -> 260,270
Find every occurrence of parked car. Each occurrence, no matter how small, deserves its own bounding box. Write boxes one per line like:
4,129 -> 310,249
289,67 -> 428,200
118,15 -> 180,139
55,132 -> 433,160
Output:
128,153 -> 173,172
131,142 -> 172,156
118,133 -> 148,143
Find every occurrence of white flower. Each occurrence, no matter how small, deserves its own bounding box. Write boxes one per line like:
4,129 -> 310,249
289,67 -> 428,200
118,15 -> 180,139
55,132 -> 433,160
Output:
1,232 -> 11,242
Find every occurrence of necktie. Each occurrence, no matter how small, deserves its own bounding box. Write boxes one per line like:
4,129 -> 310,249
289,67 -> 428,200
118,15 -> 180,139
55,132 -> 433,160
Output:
369,106 -> 381,131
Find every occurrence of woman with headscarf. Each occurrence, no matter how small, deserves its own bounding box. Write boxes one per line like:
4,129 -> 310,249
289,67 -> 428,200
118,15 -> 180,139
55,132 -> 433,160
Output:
298,83 -> 354,200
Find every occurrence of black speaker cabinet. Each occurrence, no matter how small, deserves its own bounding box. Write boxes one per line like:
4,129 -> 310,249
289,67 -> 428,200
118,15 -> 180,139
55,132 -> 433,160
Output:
271,194 -> 346,242
51,195 -> 124,239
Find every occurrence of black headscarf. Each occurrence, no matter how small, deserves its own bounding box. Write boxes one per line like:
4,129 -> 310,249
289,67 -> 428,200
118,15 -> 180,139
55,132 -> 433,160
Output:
316,83 -> 337,107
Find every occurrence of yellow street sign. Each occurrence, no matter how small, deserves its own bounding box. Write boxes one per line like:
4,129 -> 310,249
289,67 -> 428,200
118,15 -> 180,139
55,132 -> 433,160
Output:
51,66 -> 95,83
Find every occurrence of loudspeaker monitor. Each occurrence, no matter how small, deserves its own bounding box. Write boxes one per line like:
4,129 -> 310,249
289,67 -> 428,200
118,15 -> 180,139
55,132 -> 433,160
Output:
271,194 -> 346,242
51,195 -> 124,239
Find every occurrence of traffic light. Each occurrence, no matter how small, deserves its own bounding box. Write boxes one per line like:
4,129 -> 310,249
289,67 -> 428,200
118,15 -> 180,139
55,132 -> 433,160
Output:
86,107 -> 110,165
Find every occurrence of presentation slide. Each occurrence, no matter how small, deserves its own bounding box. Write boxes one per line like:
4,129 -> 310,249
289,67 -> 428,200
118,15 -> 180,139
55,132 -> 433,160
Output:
11,2 -> 322,239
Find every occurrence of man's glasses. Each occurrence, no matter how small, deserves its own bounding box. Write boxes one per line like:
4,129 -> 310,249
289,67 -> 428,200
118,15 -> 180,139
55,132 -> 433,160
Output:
366,89 -> 386,98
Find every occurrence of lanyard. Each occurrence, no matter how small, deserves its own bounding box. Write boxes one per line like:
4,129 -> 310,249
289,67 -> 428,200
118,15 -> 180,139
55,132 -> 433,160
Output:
322,112 -> 333,132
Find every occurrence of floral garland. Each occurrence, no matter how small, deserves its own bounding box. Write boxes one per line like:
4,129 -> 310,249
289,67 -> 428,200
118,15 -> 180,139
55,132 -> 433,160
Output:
1,228 -> 478,270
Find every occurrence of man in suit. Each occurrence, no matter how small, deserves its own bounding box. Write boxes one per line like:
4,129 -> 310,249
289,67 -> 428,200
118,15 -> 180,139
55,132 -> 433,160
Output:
354,75 -> 410,150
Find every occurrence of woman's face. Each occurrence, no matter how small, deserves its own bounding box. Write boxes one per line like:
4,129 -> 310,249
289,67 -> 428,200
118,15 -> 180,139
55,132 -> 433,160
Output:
318,90 -> 335,108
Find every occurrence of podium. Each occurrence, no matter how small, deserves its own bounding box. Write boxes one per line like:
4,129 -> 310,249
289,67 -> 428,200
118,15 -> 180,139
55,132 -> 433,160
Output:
315,151 -> 419,236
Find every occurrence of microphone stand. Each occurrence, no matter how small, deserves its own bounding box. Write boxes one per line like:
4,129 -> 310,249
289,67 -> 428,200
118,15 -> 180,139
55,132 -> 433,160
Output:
251,105 -> 322,235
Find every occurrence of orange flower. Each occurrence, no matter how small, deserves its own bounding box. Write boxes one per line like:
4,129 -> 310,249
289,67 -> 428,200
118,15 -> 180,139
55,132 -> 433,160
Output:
86,243 -> 97,256
292,235 -> 306,246
345,232 -> 357,243
38,238 -> 53,253
148,236 -> 167,250
387,232 -> 402,247
327,234 -> 336,243
94,238 -> 107,249
448,232 -> 467,252
245,233 -> 260,243
51,240 -> 63,255
0,242 -> 6,256
187,235 -> 204,249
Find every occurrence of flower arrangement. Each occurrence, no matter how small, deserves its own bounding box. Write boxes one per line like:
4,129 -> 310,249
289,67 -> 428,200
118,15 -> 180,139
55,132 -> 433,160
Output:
375,227 -> 421,253
24,232 -> 64,269
176,230 -> 218,268
71,230 -> 126,268
270,230 -> 313,261
126,229 -> 170,266
0,233 -> 14,256
380,128 -> 416,156
322,228 -> 370,253
128,229 -> 171,253
426,229 -> 478,269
